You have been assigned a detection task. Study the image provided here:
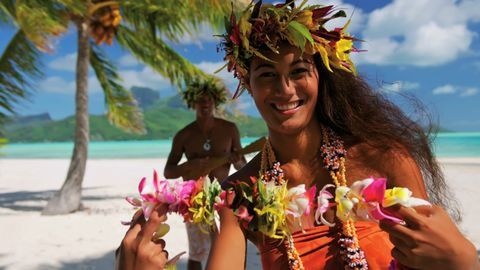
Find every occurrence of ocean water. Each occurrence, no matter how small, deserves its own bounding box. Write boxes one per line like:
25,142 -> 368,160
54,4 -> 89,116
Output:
1,133 -> 480,159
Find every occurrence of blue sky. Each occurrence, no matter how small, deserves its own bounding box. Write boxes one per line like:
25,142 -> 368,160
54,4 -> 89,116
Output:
1,0 -> 479,131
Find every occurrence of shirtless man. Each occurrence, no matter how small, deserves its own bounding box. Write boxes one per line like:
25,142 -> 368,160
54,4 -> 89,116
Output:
163,78 -> 246,270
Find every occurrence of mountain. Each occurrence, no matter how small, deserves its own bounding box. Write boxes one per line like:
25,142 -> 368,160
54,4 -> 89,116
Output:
4,113 -> 52,131
131,86 -> 160,109
5,98 -> 267,142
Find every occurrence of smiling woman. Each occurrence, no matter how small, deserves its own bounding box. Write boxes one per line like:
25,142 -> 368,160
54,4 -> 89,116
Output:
114,1 -> 479,270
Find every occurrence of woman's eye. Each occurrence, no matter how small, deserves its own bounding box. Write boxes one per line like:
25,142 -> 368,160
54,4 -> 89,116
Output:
259,72 -> 276,78
291,68 -> 308,75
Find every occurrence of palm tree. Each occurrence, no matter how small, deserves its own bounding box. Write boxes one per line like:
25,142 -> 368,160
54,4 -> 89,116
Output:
0,0 -> 243,215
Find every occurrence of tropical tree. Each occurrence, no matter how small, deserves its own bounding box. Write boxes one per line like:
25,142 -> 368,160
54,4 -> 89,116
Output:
0,0 -> 243,215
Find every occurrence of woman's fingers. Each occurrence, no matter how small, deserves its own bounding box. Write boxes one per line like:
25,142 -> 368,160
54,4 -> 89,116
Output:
379,219 -> 416,244
139,204 -> 169,246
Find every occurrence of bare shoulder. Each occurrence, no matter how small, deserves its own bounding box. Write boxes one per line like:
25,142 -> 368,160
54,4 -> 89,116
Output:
175,121 -> 196,139
348,142 -> 413,171
221,153 -> 260,189
215,118 -> 238,129
348,142 -> 426,197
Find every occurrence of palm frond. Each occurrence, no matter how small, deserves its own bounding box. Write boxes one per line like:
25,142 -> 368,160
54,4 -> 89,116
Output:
0,0 -> 15,23
0,29 -> 43,125
120,0 -> 245,43
116,25 -> 207,88
53,0 -> 87,16
89,42 -> 146,134
15,0 -> 70,51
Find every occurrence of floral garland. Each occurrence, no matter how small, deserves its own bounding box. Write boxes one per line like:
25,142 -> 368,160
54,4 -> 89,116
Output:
125,134 -> 430,270
182,77 -> 228,109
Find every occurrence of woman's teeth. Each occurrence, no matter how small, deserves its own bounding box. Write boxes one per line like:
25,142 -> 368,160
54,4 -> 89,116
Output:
275,101 -> 300,111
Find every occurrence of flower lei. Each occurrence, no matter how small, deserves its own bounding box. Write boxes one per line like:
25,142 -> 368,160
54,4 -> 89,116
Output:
217,0 -> 361,98
125,131 -> 430,270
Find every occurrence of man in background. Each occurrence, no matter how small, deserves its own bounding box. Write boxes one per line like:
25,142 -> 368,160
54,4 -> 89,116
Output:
164,77 -> 246,270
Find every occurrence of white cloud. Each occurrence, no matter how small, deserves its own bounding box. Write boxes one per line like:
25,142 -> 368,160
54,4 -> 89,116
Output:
234,100 -> 252,110
39,76 -> 102,94
172,23 -> 220,47
357,0 -> 478,66
432,84 -> 457,95
460,87 -> 478,97
381,81 -> 420,92
196,61 -> 239,91
118,54 -> 140,68
48,53 -> 77,72
118,67 -> 171,91
432,85 -> 478,97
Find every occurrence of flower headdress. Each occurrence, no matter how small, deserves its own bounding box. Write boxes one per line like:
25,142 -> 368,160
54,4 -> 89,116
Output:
182,77 -> 228,109
217,0 -> 361,98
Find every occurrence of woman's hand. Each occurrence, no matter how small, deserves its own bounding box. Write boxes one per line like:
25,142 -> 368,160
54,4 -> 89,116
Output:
380,205 -> 479,270
116,204 -> 170,270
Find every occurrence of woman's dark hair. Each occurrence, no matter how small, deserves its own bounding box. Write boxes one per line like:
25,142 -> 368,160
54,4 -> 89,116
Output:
313,54 -> 461,221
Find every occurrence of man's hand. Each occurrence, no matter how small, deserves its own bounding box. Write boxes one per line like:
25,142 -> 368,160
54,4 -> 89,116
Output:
184,157 -> 210,179
228,148 -> 246,170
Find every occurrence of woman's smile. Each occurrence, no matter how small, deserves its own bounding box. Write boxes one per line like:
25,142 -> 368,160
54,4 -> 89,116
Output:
271,100 -> 304,115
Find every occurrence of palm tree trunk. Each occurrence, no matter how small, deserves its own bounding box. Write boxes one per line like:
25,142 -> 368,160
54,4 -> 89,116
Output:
43,19 -> 90,215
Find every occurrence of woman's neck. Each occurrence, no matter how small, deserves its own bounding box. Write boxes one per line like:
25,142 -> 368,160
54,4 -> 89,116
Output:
268,120 -> 323,166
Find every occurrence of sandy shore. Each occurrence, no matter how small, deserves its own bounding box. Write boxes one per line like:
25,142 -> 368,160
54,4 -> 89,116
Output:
0,158 -> 478,270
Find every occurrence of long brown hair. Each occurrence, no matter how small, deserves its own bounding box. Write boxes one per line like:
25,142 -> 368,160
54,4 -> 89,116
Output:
313,54 -> 461,221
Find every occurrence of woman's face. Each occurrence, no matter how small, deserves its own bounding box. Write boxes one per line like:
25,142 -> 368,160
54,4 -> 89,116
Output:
247,43 -> 319,135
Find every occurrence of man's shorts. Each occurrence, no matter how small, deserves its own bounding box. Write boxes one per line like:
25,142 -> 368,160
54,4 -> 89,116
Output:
185,222 -> 213,262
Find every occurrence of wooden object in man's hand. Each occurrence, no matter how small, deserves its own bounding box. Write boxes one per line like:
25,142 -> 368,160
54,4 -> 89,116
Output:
185,137 -> 266,180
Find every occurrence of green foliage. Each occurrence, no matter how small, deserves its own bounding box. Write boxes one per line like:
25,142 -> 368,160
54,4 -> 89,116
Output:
89,43 -> 145,134
14,0 -> 69,51
5,105 -> 267,142
116,25 -> 207,89
0,29 -> 43,125
0,0 -> 15,23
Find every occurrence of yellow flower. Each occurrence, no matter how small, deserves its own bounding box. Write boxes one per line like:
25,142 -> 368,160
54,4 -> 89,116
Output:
336,38 -> 353,62
335,186 -> 354,221
383,187 -> 412,207
295,10 -> 315,29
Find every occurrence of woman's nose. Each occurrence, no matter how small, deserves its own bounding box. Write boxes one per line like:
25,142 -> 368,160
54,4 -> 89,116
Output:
275,75 -> 295,96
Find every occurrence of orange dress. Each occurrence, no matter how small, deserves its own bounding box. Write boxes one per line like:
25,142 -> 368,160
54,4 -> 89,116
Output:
248,221 -> 393,270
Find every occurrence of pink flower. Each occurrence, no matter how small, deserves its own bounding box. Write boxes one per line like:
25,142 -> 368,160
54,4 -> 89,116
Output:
285,184 -> 312,218
125,170 -> 201,221
235,205 -> 253,226
177,180 -> 196,216
315,184 -> 335,227
354,178 -> 407,223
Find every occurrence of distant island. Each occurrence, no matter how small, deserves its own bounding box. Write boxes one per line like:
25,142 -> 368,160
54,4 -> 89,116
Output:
4,87 -> 268,142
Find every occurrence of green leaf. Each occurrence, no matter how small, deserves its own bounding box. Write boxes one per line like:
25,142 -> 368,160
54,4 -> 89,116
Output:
0,29 -> 43,125
89,43 -> 146,134
116,25 -> 208,89
287,20 -> 314,51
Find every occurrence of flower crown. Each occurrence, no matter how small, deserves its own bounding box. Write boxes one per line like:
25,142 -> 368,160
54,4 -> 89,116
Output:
182,77 -> 228,109
217,0 -> 361,98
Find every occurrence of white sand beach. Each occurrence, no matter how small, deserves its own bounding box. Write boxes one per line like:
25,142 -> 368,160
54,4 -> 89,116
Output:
0,158 -> 479,270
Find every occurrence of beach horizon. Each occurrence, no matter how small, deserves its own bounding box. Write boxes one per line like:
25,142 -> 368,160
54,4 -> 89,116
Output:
0,157 -> 478,269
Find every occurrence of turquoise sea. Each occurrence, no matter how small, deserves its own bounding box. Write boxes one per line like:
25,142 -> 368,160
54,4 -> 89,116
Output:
1,133 -> 480,159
